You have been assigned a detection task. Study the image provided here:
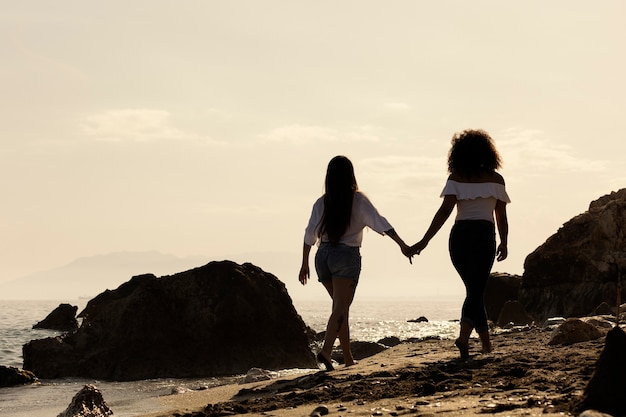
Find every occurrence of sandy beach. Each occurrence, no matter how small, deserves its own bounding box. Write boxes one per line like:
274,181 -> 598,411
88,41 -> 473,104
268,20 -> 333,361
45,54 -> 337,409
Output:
137,327 -> 605,417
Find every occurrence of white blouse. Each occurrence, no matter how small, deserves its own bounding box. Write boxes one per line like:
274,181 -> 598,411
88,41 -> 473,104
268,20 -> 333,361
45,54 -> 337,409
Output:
441,180 -> 511,223
304,191 -> 393,247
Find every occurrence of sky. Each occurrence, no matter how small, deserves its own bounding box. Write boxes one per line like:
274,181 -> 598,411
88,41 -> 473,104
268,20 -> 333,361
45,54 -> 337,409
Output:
1,1 -> 625,302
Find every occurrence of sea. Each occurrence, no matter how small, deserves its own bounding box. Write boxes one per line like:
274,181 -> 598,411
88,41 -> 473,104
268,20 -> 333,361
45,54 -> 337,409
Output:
0,297 -> 461,417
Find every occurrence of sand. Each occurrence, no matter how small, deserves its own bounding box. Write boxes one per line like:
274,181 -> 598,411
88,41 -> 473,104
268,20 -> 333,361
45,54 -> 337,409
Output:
138,327 -> 605,417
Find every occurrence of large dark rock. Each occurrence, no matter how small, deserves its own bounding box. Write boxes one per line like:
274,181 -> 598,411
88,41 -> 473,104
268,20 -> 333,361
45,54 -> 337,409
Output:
520,189 -> 626,324
33,303 -> 78,332
576,326 -> 626,415
484,272 -> 522,323
23,261 -> 316,381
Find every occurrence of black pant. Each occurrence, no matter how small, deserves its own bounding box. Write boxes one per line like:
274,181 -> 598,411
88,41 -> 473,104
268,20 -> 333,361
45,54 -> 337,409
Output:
449,220 -> 496,333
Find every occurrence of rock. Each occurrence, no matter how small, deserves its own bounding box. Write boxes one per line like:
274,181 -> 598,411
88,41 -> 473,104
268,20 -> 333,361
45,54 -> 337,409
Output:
377,336 -> 402,347
0,365 -> 38,387
496,300 -> 534,328
242,368 -> 279,383
350,340 -> 388,360
579,411 -> 615,417
57,384 -> 112,417
542,317 -> 566,329
591,302 -> 613,316
33,303 -> 78,332
23,261 -> 316,380
310,405 -> 329,416
170,386 -> 190,395
484,272 -> 523,323
520,189 -> 626,324
548,318 -> 604,346
577,326 -> 626,416
407,316 -> 428,323
332,341 -> 387,364
582,316 -> 614,331
312,331 -> 326,343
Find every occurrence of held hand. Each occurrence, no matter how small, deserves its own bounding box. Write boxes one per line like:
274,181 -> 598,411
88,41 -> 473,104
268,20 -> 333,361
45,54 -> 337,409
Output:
298,265 -> 310,285
410,240 -> 428,256
400,243 -> 413,264
496,243 -> 508,262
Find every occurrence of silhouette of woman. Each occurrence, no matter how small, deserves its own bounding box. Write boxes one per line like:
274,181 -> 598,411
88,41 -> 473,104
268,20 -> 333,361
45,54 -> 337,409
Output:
299,155 -> 410,370
410,130 -> 510,359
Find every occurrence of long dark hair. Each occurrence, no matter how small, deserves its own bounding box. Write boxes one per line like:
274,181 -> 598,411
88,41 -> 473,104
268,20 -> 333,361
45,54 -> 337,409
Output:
319,156 -> 358,243
448,129 -> 502,178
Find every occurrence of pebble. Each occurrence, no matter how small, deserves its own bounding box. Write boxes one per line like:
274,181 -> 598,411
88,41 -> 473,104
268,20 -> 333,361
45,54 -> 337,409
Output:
310,405 -> 329,417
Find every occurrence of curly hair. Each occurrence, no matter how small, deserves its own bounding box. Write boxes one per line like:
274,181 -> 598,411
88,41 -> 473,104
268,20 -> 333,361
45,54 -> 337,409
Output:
319,155 -> 358,243
447,129 -> 502,178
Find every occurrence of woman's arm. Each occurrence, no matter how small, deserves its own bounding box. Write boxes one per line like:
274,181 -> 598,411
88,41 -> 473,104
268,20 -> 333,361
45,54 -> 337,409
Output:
411,194 -> 457,254
495,199 -> 508,261
299,243 -> 312,285
384,228 -> 412,262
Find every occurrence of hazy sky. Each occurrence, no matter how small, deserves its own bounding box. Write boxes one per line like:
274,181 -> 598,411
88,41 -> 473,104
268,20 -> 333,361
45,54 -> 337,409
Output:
1,1 -> 625,301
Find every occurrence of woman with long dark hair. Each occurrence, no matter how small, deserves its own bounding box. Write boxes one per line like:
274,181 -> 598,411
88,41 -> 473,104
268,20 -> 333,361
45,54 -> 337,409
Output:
299,155 -> 410,370
410,130 -> 510,359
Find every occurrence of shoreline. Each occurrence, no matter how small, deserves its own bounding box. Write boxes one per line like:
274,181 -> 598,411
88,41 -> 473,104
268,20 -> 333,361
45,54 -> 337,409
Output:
136,327 -> 605,417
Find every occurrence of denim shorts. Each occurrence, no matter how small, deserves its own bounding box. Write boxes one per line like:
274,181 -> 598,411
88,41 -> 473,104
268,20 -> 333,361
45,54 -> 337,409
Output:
315,243 -> 362,283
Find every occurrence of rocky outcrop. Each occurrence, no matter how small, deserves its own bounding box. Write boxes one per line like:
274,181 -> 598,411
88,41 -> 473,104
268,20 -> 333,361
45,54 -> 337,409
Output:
23,261 -> 316,381
484,272 -> 522,323
0,365 -> 37,387
520,189 -> 626,324
33,303 -> 78,332
496,300 -> 533,328
57,384 -> 112,417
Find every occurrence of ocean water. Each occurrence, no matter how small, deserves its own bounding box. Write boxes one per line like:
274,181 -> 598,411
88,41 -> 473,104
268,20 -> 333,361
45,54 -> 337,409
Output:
0,297 -> 460,417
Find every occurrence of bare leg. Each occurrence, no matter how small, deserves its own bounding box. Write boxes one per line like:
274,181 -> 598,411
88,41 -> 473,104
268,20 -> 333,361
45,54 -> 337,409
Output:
320,278 -> 357,368
338,311 -> 356,366
478,330 -> 492,354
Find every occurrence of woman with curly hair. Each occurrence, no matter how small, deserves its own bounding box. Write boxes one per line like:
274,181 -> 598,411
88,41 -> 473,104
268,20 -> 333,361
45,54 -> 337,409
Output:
299,155 -> 410,370
410,130 -> 510,359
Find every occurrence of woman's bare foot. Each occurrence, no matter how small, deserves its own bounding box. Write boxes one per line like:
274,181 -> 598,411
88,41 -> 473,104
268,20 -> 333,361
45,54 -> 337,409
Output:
316,352 -> 334,371
455,338 -> 470,360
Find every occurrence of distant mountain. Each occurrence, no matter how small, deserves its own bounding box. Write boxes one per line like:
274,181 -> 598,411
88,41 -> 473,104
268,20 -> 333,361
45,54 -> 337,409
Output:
0,251 -> 207,300
0,250 -> 298,301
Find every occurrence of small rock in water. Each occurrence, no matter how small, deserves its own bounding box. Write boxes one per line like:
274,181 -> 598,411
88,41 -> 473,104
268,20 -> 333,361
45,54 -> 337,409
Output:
408,316 -> 428,323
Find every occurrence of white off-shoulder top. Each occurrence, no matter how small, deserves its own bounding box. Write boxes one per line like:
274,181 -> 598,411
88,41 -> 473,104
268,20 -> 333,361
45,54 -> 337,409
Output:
304,191 -> 393,247
441,180 -> 511,223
